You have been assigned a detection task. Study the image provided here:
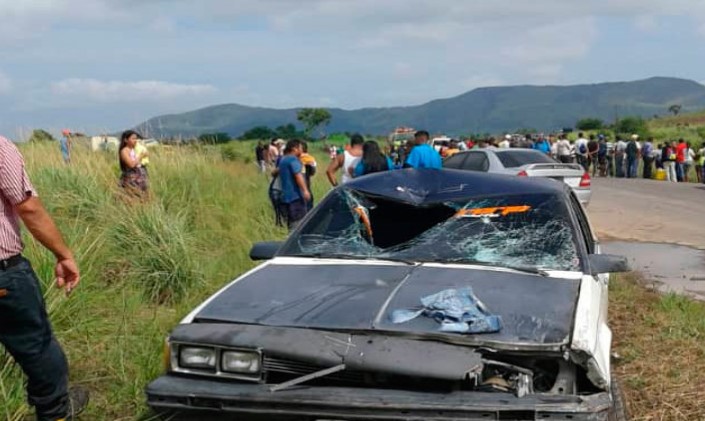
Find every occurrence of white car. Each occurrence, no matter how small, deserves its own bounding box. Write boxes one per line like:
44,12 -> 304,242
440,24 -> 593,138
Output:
147,169 -> 628,420
444,148 -> 592,205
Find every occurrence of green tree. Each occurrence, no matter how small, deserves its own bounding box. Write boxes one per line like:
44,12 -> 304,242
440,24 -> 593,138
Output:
297,108 -> 332,138
274,124 -> 303,139
198,132 -> 231,144
241,126 -> 275,140
28,129 -> 55,143
575,118 -> 604,131
614,116 -> 650,138
668,104 -> 682,116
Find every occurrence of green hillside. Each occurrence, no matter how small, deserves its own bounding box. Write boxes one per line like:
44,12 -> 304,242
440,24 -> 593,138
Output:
136,77 -> 705,138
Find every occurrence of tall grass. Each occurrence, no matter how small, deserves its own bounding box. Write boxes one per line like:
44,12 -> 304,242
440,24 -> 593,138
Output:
0,141 -> 303,419
3,140 -> 705,419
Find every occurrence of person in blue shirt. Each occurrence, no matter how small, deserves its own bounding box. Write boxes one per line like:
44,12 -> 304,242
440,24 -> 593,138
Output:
404,130 -> 442,169
533,136 -> 551,154
273,139 -> 312,231
60,129 -> 72,164
353,140 -> 394,177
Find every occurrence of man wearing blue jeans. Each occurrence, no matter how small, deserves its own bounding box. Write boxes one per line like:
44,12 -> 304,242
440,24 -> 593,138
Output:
0,136 -> 88,420
273,139 -> 311,231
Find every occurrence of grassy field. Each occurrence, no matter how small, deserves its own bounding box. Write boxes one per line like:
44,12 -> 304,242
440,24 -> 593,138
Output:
1,141 -> 704,420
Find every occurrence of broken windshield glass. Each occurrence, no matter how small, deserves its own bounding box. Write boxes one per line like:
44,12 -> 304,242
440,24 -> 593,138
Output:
280,188 -> 581,272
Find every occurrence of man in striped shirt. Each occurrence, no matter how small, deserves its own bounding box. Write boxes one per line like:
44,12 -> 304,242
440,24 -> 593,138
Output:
0,136 -> 88,420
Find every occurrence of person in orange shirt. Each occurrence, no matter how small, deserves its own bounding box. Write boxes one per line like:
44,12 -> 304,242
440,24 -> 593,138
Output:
445,140 -> 461,157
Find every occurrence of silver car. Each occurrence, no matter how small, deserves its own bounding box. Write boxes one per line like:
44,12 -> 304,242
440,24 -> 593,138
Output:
444,149 -> 592,205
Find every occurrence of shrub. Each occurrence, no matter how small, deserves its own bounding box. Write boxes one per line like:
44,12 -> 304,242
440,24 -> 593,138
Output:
109,205 -> 204,304
614,116 -> 650,138
28,129 -> 56,143
198,132 -> 231,144
221,144 -> 247,162
576,118 -> 604,131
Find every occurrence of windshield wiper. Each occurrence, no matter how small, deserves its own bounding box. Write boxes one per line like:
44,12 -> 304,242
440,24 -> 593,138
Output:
291,253 -> 416,265
503,265 -> 550,277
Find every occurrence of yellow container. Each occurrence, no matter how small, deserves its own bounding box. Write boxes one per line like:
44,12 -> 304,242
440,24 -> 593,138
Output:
654,168 -> 666,181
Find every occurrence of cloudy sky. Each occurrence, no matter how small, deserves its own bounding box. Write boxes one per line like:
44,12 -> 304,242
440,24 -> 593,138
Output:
1,0 -> 704,137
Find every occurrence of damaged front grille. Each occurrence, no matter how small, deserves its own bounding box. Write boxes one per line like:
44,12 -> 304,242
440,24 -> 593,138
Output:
263,356 -> 366,385
262,355 -> 458,392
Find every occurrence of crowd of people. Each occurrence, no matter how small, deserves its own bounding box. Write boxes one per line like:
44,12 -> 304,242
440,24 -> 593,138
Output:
405,131 -> 704,183
263,130 -> 705,229
266,131 -> 442,230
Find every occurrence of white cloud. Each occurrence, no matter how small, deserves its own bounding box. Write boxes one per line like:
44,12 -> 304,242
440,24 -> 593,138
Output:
49,79 -> 217,103
495,18 -> 597,83
0,71 -> 11,94
149,16 -> 178,33
634,15 -> 659,32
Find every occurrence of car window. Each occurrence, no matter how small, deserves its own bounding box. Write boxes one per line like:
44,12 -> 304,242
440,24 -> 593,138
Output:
280,189 -> 581,271
569,192 -> 595,254
462,152 -> 489,172
443,153 -> 467,169
495,150 -> 556,168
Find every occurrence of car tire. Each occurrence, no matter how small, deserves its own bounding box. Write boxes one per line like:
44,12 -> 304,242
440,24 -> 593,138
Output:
608,376 -> 629,421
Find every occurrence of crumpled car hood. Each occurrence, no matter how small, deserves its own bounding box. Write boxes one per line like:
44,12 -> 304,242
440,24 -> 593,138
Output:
193,261 -> 581,349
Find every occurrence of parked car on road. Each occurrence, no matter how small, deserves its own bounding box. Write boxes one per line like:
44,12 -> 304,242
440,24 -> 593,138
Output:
444,149 -> 592,205
147,169 -> 627,421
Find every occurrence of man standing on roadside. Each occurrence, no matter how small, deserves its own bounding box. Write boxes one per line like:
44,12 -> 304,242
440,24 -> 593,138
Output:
574,132 -> 589,171
675,138 -> 688,182
605,136 -> 615,177
587,135 -> 599,177
326,134 -> 364,186
59,129 -> 72,164
642,137 -> 654,179
625,134 -> 640,178
614,136 -> 627,178
556,134 -> 572,163
0,136 -> 88,420
274,139 -> 312,231
267,138 -> 280,168
404,130 -> 442,169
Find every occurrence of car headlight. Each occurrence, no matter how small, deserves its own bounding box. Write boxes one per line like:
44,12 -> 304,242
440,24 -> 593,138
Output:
221,350 -> 261,374
179,346 -> 216,370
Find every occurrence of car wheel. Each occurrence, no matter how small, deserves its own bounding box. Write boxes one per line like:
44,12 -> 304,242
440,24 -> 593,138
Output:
608,377 -> 629,421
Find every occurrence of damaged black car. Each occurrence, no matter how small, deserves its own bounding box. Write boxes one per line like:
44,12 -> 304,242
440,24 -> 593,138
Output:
146,169 -> 630,421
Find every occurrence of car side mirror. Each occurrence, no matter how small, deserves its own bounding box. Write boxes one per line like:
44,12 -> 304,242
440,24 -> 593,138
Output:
250,241 -> 283,260
589,254 -> 630,275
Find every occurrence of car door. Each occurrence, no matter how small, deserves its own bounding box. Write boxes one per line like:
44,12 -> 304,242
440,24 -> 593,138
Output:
460,151 -> 490,172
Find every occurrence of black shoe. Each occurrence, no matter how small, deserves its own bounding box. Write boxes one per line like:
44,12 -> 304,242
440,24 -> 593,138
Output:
64,386 -> 89,420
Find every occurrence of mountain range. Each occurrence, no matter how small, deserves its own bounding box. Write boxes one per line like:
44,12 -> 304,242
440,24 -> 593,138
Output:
136,77 -> 705,137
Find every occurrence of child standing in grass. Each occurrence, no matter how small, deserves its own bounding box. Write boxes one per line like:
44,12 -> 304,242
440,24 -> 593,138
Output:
119,130 -> 149,197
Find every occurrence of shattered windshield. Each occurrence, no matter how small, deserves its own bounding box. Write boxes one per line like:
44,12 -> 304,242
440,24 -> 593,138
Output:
279,189 -> 581,272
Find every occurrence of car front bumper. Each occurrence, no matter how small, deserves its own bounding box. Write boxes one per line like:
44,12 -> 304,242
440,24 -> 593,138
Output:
147,374 -> 612,421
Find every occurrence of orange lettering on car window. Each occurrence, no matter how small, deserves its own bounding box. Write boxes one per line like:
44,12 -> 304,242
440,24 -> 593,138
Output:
456,205 -> 531,218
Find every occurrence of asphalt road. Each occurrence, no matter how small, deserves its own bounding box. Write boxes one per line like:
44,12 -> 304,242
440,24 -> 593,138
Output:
588,177 -> 705,249
589,177 -> 705,299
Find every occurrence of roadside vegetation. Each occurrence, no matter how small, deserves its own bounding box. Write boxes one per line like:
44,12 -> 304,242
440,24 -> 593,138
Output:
1,141 -> 703,420
611,274 -> 705,420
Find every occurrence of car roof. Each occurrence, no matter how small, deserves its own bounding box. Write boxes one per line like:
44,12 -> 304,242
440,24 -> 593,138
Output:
343,168 -> 566,206
456,149 -> 547,156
